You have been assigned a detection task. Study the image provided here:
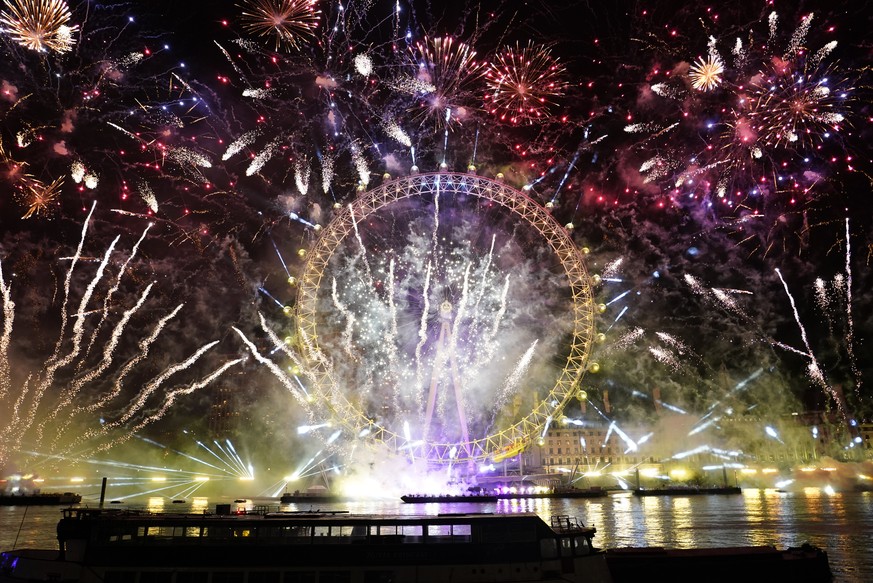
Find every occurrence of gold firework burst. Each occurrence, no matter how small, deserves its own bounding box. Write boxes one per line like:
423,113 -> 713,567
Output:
19,175 -> 62,219
238,0 -> 320,51
0,0 -> 78,53
689,55 -> 724,91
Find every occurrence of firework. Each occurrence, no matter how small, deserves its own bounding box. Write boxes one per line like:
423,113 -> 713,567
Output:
484,41 -> 566,124
18,175 -> 62,219
0,0 -> 78,53
626,7 -> 858,238
0,205 -> 240,468
744,58 -> 848,150
403,36 -> 486,128
238,0 -> 320,51
689,55 -> 724,91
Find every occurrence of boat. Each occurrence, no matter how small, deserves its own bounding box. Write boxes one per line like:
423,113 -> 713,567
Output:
400,493 -> 498,503
632,486 -> 742,496
0,507 -> 612,583
279,491 -> 344,504
0,492 -> 81,506
605,543 -> 831,583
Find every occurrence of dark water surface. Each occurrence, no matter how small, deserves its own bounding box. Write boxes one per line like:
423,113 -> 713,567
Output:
2,489 -> 870,582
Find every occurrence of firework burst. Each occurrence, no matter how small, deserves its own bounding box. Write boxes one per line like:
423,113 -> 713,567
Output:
238,0 -> 320,51
689,55 -> 724,91
484,41 -> 566,125
0,0 -> 78,53
403,36 -> 486,128
17,175 -> 62,219
743,57 -> 849,151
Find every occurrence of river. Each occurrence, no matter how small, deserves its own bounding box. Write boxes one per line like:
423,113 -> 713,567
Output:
2,489 -> 870,582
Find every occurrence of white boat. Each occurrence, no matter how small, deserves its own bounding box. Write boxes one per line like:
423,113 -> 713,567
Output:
0,508 -> 612,583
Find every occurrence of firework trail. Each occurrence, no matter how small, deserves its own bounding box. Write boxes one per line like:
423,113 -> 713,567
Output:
0,207 -> 239,468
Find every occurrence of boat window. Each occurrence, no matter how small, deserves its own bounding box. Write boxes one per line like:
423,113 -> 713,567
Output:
313,526 -> 330,537
283,571 -> 316,583
212,572 -> 244,583
427,524 -> 450,538
248,572 -> 280,583
426,524 -> 471,541
185,527 -> 202,538
260,527 -> 288,539
574,537 -> 591,555
560,537 -> 573,556
452,524 -> 472,541
540,539 -> 558,558
176,572 -> 209,583
204,527 -> 233,539
482,524 -> 535,543
144,526 -> 176,539
400,525 -> 422,538
107,530 -> 136,543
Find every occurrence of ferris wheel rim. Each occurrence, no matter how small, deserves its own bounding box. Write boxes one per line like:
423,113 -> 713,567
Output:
295,171 -> 596,463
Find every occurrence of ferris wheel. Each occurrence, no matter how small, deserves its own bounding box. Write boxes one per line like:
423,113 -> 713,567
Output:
295,172 -> 597,464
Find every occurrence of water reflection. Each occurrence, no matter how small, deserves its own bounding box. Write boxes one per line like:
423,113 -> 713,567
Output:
671,497 -> 693,547
640,495 -> 664,544
146,497 -> 165,513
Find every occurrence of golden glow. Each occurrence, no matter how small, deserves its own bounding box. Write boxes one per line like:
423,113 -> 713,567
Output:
640,468 -> 660,478
740,468 -> 758,475
669,468 -> 688,480
70,477 -> 84,483
194,476 -> 210,482
239,476 -> 255,481
689,55 -> 724,91
761,468 -> 778,474
152,476 -> 167,482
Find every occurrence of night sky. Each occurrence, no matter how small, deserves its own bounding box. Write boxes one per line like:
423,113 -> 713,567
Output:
0,0 -> 871,474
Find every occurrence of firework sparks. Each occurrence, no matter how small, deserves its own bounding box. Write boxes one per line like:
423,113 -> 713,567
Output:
0,205 -> 239,468
405,36 -> 485,128
238,0 -> 320,51
689,54 -> 724,91
0,0 -> 78,53
485,41 -> 566,124
18,175 -> 63,219
745,57 -> 848,150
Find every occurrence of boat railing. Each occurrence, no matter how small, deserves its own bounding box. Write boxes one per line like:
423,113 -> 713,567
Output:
550,515 -> 588,532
